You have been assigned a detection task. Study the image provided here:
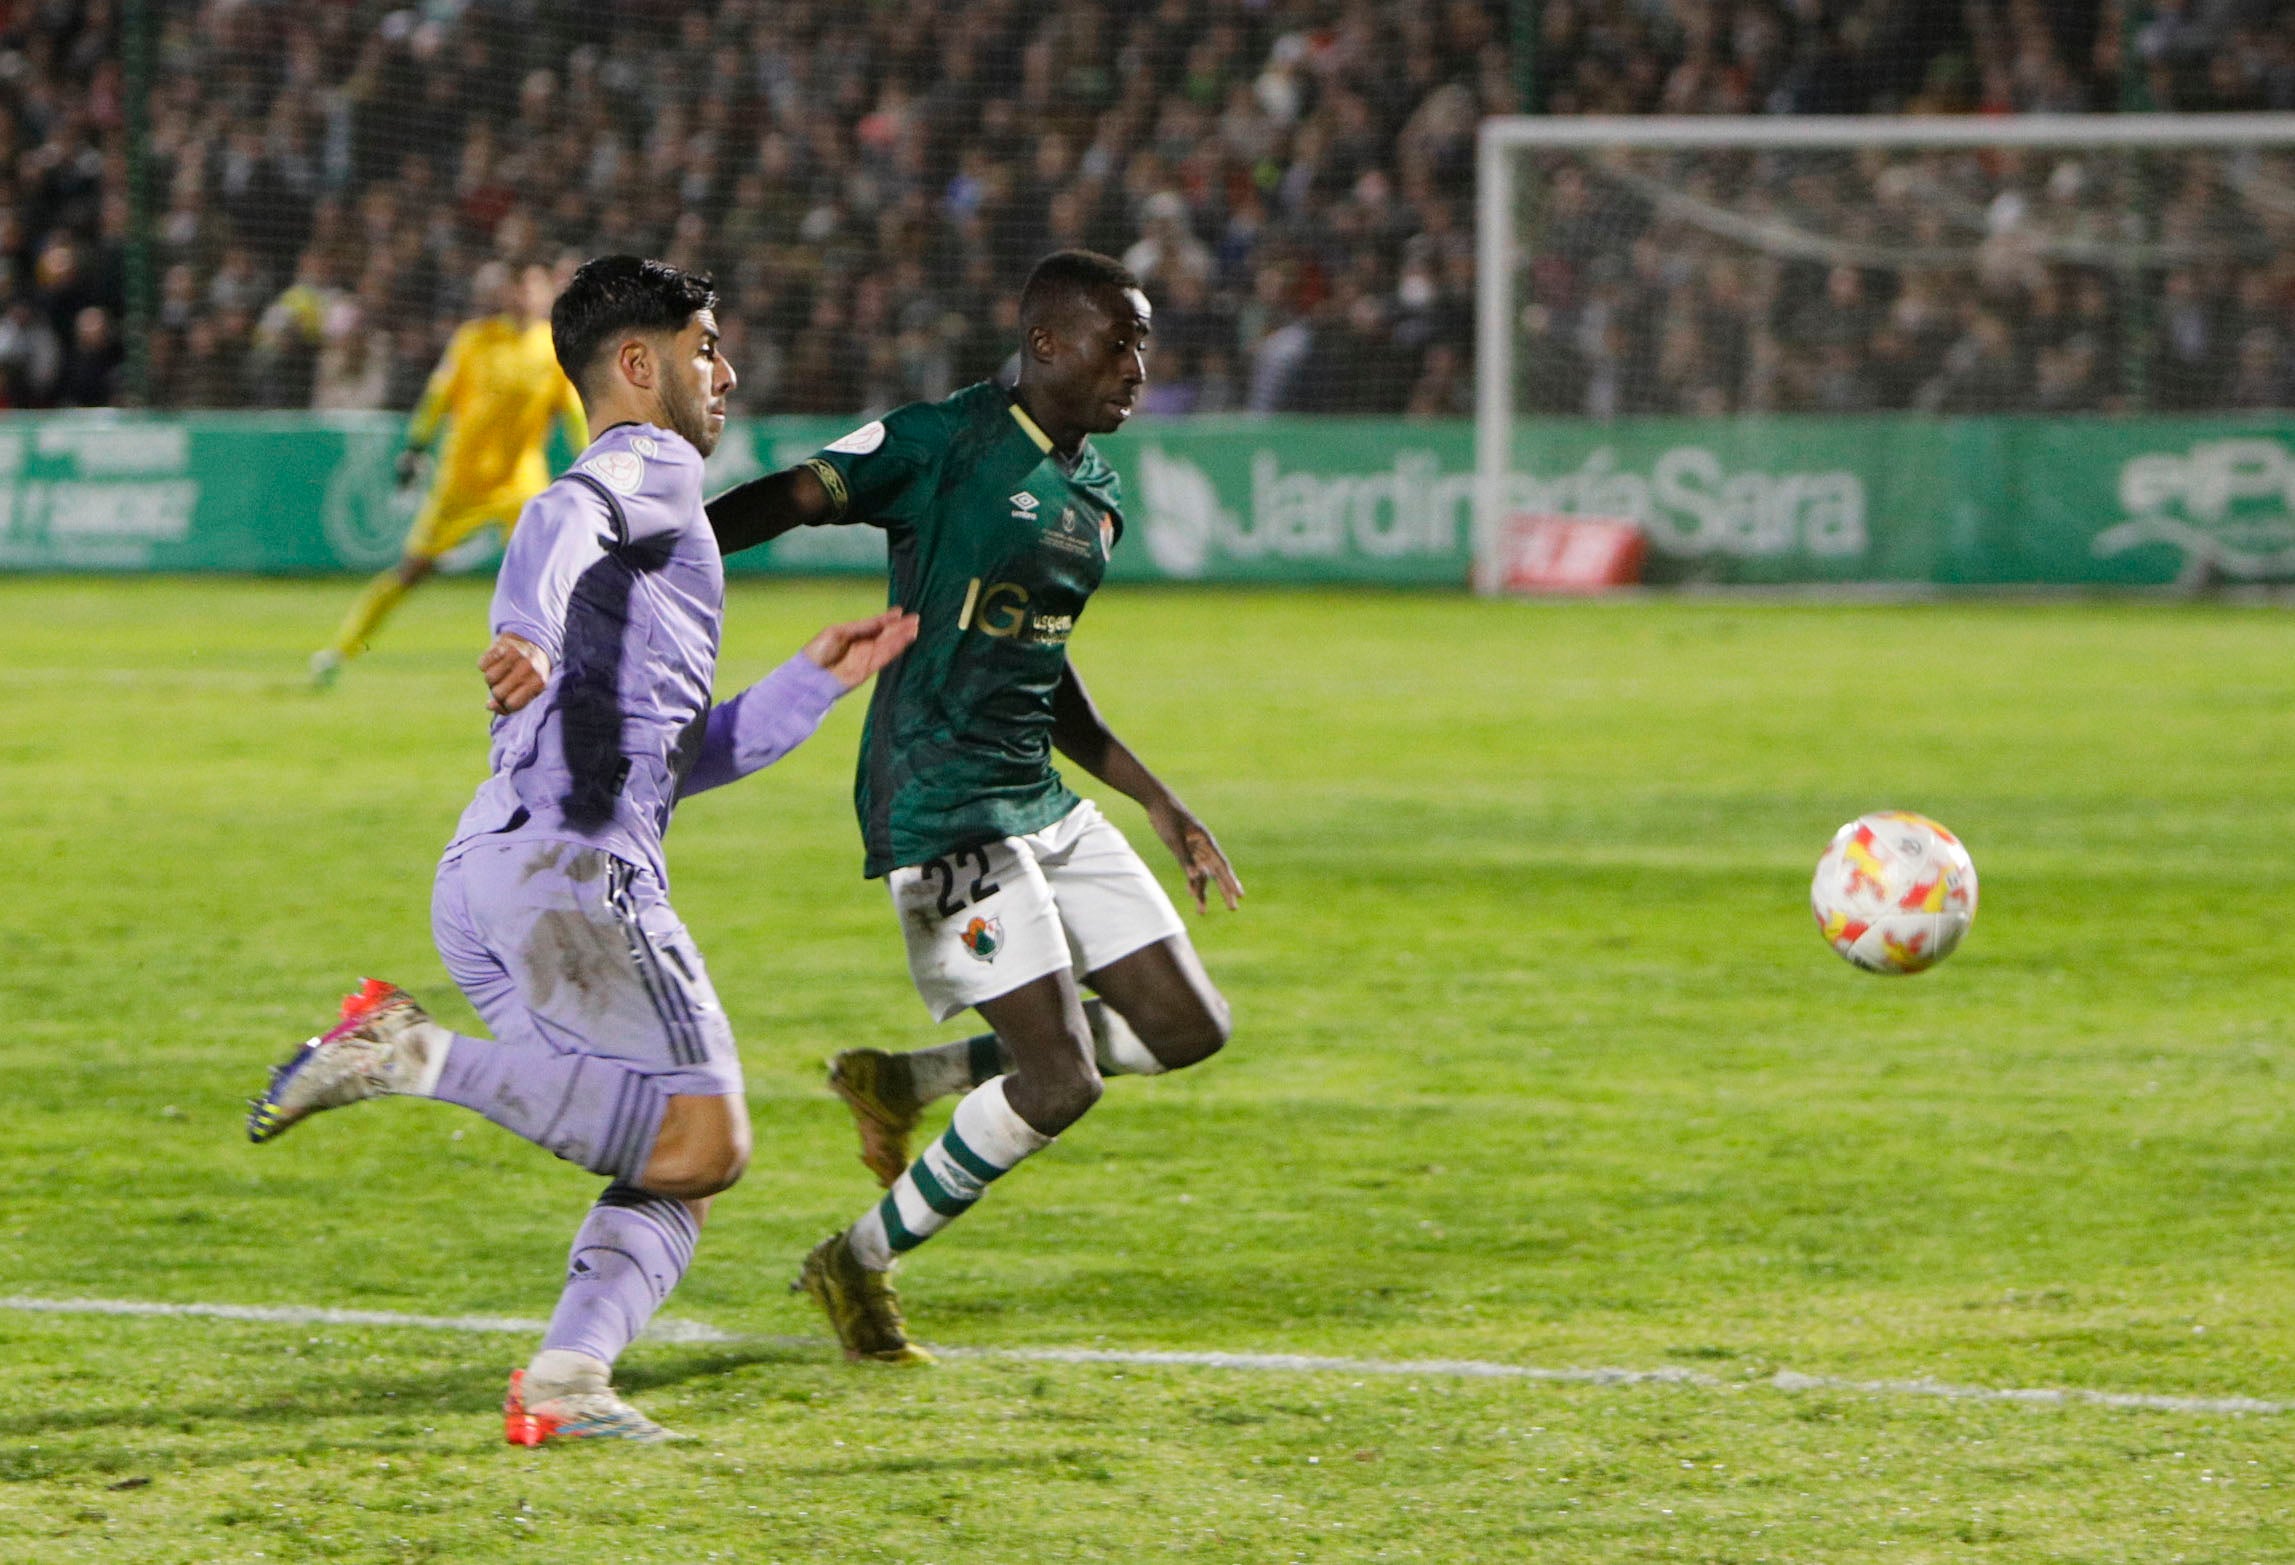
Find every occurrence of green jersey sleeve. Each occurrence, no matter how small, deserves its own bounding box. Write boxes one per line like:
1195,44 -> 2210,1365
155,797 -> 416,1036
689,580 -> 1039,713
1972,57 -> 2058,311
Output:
801,402 -> 950,531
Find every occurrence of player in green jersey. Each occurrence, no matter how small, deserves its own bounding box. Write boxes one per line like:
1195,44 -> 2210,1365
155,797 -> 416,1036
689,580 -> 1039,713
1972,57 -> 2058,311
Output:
706,251 -> 1241,1362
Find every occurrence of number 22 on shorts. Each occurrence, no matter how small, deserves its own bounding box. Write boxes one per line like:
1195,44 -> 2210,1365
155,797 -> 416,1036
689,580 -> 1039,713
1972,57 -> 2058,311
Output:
920,846 -> 1001,919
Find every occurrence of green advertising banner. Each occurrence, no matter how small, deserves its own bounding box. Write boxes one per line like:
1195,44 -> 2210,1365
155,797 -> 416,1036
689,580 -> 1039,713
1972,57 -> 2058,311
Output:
1,410 -> 2290,587
0,414 -> 396,573
1101,418 -> 1475,585
1498,417 -> 2295,587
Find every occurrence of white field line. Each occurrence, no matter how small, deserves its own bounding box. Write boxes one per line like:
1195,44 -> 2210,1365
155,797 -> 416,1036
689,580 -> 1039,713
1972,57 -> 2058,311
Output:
0,667 -> 290,685
0,1295 -> 764,1348
3,1295 -> 2283,1417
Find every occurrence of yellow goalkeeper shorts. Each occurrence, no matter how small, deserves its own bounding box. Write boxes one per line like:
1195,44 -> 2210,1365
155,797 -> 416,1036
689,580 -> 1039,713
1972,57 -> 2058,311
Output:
403,486 -> 530,561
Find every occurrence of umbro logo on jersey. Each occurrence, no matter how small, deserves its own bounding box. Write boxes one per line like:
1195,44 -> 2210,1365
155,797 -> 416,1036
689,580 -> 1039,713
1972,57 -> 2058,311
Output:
1009,492 -> 1040,518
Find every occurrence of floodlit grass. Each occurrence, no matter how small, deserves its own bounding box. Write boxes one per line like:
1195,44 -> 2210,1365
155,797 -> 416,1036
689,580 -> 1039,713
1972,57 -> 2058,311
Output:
1,575 -> 2289,1563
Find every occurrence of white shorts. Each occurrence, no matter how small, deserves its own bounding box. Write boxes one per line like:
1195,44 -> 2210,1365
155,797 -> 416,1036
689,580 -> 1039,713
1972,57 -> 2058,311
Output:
888,799 -> 1188,1022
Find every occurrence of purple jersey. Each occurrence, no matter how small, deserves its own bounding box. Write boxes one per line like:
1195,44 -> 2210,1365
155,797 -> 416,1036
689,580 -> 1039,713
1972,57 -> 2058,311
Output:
448,421 -> 840,881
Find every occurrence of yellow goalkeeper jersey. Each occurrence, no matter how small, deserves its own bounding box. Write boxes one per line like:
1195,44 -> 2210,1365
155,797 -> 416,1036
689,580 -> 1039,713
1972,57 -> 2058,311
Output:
407,316 -> 586,499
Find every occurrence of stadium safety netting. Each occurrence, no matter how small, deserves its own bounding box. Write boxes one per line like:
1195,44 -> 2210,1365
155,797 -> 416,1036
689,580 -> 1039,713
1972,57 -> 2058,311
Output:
2,1 -> 2291,417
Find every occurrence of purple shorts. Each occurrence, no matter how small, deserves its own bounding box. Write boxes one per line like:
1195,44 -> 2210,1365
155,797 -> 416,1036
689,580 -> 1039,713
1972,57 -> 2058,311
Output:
432,835 -> 742,1098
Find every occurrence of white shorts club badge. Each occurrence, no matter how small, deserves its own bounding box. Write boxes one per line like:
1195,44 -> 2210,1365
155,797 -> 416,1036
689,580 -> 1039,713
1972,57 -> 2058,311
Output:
961,915 -> 1003,963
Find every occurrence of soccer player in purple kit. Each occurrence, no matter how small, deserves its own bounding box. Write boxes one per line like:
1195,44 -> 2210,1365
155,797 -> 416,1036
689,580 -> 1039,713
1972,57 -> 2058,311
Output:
246,256 -> 918,1444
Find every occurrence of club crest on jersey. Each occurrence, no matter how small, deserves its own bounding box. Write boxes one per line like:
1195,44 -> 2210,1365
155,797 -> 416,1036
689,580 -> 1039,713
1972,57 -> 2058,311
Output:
961,915 -> 1003,963
1040,503 -> 1102,561
582,450 -> 645,495
1009,492 -> 1040,519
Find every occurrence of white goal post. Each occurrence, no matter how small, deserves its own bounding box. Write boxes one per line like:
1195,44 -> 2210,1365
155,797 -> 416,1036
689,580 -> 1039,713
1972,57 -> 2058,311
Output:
1473,113 -> 2295,593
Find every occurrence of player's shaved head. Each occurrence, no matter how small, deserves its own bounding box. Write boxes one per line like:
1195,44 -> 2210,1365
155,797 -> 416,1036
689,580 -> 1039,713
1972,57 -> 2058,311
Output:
1018,250 -> 1141,334
550,255 -> 719,399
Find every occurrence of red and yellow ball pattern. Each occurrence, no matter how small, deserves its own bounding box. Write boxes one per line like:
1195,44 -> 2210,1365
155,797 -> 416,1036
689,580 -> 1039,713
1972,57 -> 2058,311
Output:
1810,811 -> 1979,975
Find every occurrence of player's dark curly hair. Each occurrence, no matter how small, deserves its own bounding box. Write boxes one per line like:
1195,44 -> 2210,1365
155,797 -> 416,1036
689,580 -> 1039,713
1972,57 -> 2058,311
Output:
1018,250 -> 1140,328
550,255 -> 719,395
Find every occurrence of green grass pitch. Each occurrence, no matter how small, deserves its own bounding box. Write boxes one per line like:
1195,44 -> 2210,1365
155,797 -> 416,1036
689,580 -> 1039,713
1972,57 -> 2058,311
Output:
1,576 -> 2290,1563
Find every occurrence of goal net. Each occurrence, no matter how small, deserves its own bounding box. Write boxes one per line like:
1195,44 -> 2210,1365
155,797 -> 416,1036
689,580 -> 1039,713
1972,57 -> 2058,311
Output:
1473,115 -> 2295,592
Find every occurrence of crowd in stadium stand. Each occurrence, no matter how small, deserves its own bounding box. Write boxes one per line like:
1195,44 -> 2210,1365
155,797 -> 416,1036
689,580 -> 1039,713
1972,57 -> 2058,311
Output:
1520,146 -> 2295,415
0,1 -> 2290,415
1536,0 -> 2295,118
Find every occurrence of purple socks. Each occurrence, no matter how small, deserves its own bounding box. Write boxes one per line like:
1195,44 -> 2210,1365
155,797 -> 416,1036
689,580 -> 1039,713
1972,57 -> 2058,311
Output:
422,1039 -> 697,1370
431,1033 -> 669,1182
540,1184 -> 701,1363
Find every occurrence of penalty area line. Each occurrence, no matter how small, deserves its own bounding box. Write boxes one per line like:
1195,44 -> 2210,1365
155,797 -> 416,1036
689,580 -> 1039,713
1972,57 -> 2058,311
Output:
2,1294 -> 2284,1418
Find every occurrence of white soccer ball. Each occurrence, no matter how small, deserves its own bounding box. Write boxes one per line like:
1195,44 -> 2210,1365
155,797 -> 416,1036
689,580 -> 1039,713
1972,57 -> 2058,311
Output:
1811,811 -> 1979,975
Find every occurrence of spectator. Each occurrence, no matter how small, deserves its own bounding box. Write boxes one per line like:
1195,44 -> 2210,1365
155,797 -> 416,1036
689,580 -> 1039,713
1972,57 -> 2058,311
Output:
1288,276 -> 1412,413
2034,332 -> 2106,413
1923,311 -> 2025,414
0,296 -> 62,408
1406,340 -> 1469,417
312,298 -> 391,411
2155,268 -> 2226,410
2226,327 -> 2291,411
175,315 -> 248,410
1122,191 -> 1214,290
1244,260 -> 1313,413
1147,265 -> 1235,412
58,305 -> 125,406
249,249 -> 340,408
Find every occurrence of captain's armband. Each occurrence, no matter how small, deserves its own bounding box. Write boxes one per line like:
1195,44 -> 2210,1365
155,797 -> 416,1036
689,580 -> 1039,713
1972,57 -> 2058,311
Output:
802,457 -> 850,523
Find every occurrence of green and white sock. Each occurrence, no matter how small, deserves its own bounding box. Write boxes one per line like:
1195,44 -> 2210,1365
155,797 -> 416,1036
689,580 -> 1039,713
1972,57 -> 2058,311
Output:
907,1031 -> 1007,1102
903,1001 -> 1164,1107
848,1078 -> 1052,1269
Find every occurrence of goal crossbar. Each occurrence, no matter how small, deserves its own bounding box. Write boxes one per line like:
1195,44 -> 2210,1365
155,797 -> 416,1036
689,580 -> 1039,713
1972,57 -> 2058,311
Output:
1479,113 -> 2295,154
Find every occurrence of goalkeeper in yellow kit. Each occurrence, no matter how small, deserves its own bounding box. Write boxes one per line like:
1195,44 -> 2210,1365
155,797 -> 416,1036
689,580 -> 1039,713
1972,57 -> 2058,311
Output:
311,259 -> 587,687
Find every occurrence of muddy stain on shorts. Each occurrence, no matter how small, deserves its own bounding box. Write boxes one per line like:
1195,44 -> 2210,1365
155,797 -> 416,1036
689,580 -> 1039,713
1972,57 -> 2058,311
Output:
900,892 -> 943,941
525,909 -> 631,1017
523,897 -> 632,1020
